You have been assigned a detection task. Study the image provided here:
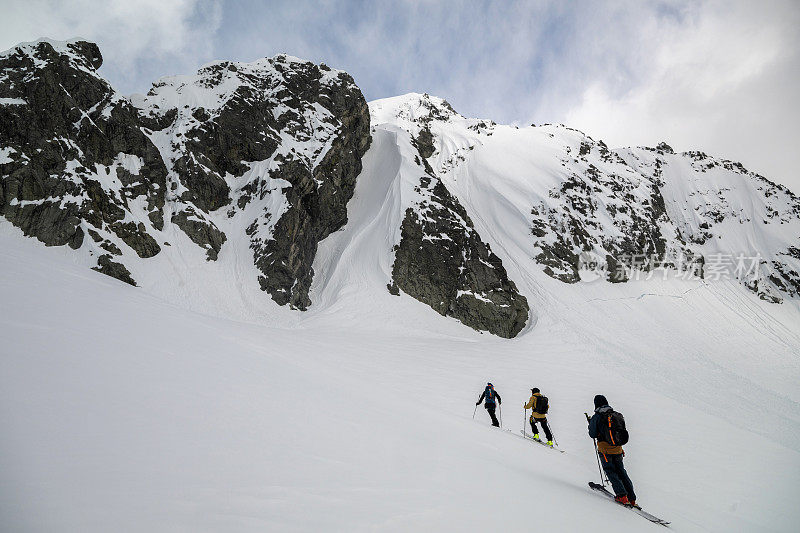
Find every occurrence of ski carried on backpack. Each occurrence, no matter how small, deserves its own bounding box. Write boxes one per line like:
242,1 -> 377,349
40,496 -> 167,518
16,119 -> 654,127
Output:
510,430 -> 565,452
588,482 -> 670,526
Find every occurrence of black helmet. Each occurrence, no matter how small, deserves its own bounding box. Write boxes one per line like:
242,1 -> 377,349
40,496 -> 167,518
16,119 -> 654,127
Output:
531,387 -> 540,393
594,395 -> 608,409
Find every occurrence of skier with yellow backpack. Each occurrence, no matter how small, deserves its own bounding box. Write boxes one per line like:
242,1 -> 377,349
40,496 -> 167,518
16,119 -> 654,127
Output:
523,387 -> 553,447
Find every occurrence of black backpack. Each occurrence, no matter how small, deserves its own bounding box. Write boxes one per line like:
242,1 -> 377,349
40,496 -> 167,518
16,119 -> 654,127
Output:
535,395 -> 549,415
484,386 -> 496,405
600,410 -> 629,446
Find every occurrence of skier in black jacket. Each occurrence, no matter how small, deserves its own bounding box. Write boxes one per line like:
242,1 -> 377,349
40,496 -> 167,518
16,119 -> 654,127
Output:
476,383 -> 502,426
588,394 -> 637,506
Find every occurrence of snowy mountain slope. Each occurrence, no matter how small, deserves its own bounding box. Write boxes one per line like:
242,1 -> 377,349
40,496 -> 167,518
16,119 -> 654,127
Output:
3,41 -> 799,339
0,38 -> 168,287
371,93 -> 800,307
2,221 -> 799,532
621,146 -> 800,300
314,100 -> 800,451
0,39 -> 369,315
131,54 -> 370,309
2,42 -> 800,531
382,122 -> 530,337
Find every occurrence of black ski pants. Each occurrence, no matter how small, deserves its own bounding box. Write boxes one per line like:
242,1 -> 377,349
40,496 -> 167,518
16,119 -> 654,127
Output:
600,452 -> 636,502
530,416 -> 553,441
485,404 -> 499,426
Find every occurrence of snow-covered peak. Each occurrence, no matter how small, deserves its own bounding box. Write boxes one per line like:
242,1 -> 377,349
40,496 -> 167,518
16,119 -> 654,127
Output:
370,92 -> 462,127
132,53 -> 351,119
370,90 -> 800,303
0,38 -> 370,312
0,37 -> 102,72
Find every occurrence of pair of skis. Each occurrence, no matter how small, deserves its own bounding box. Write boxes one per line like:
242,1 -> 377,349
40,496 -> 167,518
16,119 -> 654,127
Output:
513,427 -> 668,524
486,411 -> 670,526
583,412 -> 669,526
514,429 -> 565,453
588,481 -> 670,526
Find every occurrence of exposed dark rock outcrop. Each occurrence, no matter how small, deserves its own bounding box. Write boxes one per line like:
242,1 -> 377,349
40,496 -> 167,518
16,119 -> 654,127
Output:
392,175 -> 529,337
528,134 -> 704,285
245,63 -> 371,309
93,254 -> 136,286
137,54 -> 371,309
1,40 -> 370,306
387,95 -> 529,337
109,221 -> 161,258
171,208 -> 226,261
0,39 -> 168,285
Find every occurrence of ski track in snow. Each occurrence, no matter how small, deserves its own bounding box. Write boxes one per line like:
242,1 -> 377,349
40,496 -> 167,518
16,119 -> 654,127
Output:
585,285 -> 704,302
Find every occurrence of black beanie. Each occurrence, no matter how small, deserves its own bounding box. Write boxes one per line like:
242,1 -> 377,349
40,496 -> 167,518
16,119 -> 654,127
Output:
594,395 -> 608,409
531,387 -> 540,393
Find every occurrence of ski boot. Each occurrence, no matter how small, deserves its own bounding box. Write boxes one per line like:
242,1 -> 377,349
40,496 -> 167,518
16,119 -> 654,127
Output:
532,433 -> 541,441
547,440 -> 554,447
614,495 -> 631,506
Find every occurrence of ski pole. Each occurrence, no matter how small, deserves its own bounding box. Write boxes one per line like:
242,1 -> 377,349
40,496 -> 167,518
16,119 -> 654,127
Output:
585,412 -> 607,486
549,416 -> 558,447
523,408 -> 527,438
499,403 -> 503,428
473,403 -> 478,419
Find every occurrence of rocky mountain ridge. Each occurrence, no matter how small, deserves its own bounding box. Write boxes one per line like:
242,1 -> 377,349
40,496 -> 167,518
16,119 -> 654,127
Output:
2,39 -> 798,339
372,93 -> 800,305
0,39 -> 370,311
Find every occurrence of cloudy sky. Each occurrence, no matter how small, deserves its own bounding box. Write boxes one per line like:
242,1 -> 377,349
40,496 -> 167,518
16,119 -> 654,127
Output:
3,0 -> 799,191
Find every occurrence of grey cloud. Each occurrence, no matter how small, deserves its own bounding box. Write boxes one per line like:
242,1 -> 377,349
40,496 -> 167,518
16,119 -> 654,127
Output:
0,0 -> 223,93
561,0 -> 800,191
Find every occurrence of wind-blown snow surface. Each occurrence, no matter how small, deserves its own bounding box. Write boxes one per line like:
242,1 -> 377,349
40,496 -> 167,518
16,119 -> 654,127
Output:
2,93 -> 800,531
2,174 -> 800,533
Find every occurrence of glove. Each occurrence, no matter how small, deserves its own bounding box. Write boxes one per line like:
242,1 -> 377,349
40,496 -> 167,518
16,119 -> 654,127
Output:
475,401 -> 480,406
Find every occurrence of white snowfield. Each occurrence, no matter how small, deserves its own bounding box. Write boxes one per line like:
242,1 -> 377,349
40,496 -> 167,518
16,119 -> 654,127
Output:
2,93 -> 800,532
